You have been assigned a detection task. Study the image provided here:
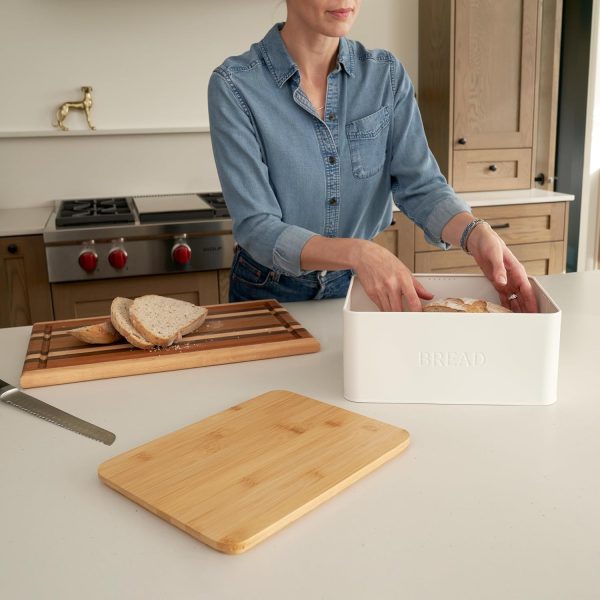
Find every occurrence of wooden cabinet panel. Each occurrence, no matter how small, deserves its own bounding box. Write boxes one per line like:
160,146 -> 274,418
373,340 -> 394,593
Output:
419,0 -> 552,191
535,0 -> 563,190
373,215 -> 415,271
51,272 -> 220,320
0,235 -> 53,327
453,148 -> 532,192
415,202 -> 567,251
418,0 -> 454,180
415,241 -> 564,275
453,0 -> 538,150
218,269 -> 231,304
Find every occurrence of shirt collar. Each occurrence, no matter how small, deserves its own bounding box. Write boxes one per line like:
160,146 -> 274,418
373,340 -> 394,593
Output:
259,22 -> 355,88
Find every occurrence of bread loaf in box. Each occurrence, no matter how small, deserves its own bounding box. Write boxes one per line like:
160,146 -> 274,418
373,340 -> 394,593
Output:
423,297 -> 511,313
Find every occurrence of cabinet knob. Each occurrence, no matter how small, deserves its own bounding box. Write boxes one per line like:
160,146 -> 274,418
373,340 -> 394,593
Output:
458,137 -> 467,145
489,164 -> 498,172
534,173 -> 546,185
7,243 -> 18,254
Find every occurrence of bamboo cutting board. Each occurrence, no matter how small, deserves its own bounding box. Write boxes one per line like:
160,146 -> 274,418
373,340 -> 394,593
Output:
20,300 -> 319,388
98,390 -> 410,554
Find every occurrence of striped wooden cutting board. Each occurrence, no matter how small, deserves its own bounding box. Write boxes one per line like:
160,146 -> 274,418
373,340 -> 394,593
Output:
20,300 -> 320,388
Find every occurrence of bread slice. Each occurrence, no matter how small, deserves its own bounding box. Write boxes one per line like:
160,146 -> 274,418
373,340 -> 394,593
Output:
68,320 -> 121,344
110,297 -> 154,349
423,297 -> 511,313
129,295 -> 208,346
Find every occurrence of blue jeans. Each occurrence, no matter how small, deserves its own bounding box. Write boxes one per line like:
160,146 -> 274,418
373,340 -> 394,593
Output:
229,246 -> 352,303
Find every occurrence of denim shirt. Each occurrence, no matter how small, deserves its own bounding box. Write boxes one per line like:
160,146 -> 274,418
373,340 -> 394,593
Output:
208,23 -> 471,277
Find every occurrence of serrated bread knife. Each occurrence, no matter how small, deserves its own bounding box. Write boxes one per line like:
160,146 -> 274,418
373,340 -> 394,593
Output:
0,378 -> 115,446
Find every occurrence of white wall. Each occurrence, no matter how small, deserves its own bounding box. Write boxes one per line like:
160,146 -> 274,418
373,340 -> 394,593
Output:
0,0 -> 418,208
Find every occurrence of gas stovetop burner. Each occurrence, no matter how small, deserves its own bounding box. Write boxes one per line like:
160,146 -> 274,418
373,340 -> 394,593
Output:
56,198 -> 135,227
199,192 -> 229,218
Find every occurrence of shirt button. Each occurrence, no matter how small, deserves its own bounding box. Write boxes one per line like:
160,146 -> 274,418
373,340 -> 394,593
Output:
328,197 -> 338,205
328,112 -> 336,121
328,156 -> 336,165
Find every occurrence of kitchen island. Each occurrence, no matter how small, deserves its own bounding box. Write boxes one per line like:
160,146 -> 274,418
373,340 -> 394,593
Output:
1,271 -> 599,600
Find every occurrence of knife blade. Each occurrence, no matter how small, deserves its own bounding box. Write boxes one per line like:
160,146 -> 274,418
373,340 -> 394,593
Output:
0,379 -> 115,446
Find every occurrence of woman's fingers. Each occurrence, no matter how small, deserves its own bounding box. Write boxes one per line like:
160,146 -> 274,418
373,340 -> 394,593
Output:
403,286 -> 423,312
503,251 -> 539,313
362,275 -> 424,312
521,286 -> 538,313
414,278 -> 434,300
501,290 -> 523,313
355,242 -> 426,312
470,225 -> 539,313
492,248 -> 508,286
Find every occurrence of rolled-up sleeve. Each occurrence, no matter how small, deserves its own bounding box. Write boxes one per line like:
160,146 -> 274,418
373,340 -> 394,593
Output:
388,57 -> 471,248
208,70 -> 316,275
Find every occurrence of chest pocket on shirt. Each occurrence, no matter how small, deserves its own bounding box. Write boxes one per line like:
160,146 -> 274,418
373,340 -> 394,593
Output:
346,106 -> 391,179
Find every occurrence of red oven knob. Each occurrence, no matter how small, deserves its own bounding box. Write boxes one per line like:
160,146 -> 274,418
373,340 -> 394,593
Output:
108,248 -> 128,269
172,242 -> 192,266
78,250 -> 98,273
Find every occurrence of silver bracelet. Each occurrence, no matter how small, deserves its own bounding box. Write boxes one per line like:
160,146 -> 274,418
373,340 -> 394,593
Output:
460,218 -> 486,255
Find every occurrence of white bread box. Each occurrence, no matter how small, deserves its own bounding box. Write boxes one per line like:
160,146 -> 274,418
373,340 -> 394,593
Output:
343,274 -> 561,405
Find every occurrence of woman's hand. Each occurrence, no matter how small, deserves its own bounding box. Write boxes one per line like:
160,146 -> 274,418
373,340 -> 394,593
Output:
466,223 -> 538,313
352,240 -> 433,311
300,236 -> 431,311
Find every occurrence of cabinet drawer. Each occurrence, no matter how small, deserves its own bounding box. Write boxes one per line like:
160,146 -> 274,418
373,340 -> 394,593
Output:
453,148 -> 532,192
415,241 -> 565,276
415,202 -> 567,251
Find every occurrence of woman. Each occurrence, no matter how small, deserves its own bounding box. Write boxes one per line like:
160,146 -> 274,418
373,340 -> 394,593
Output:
208,1 -> 537,312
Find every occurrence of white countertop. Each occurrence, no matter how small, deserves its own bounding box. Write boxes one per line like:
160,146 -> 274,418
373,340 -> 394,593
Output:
0,271 -> 599,600
0,206 -> 52,236
389,188 -> 573,212
458,188 -> 574,208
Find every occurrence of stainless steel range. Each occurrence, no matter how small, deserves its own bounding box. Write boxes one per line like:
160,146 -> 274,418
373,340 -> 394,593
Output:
43,193 -> 234,283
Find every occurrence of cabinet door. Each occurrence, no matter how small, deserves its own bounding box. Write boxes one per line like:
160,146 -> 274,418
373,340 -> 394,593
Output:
51,272 -> 220,320
0,235 -> 53,327
454,0 -> 538,150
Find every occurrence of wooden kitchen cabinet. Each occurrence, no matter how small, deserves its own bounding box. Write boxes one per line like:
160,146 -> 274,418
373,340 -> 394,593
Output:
373,216 -> 415,271
217,269 -> 231,304
399,201 -> 569,276
419,0 -> 541,192
51,272 -> 220,320
0,235 -> 54,327
415,241 -> 564,275
414,202 -> 567,251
